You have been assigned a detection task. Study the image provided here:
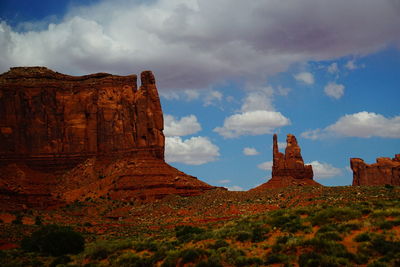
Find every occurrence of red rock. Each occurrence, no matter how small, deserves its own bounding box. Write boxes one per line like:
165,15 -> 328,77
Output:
351,154 -> 400,186
0,67 -> 216,209
252,134 -> 320,190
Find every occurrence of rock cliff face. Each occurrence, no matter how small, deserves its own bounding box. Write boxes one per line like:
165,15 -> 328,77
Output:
252,134 -> 320,190
0,67 -> 215,209
351,155 -> 400,186
0,67 -> 164,167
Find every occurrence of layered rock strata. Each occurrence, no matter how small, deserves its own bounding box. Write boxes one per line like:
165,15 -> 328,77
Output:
0,67 -> 215,209
252,134 -> 320,190
351,155 -> 400,186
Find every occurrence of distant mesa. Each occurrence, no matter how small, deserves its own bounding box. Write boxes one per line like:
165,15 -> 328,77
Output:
252,134 -> 321,190
0,67 -> 216,210
351,154 -> 400,186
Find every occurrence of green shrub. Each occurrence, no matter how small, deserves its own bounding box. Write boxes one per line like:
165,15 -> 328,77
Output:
268,210 -> 308,233
34,216 -> 42,226
114,252 -> 152,267
265,253 -> 289,264
236,231 -> 252,242
196,256 -> 223,267
354,232 -> 371,242
235,256 -> 263,266
175,225 -> 205,242
209,239 -> 229,250
251,225 -> 269,242
299,252 -> 349,267
310,207 -> 361,226
21,224 -> 84,256
378,220 -> 394,230
50,255 -> 71,267
369,234 -> 400,256
133,240 -> 158,252
316,231 -> 343,241
161,250 -> 180,267
11,214 -> 23,225
180,248 -> 206,264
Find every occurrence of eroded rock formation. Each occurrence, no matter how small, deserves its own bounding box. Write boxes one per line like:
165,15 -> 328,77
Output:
351,155 -> 400,186
0,67 -> 215,209
252,134 -> 320,190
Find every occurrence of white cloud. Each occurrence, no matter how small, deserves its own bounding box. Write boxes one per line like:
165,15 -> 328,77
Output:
302,111 -> 400,139
243,147 -> 260,156
257,161 -> 273,171
1,0 -> 399,91
164,114 -> 201,137
227,185 -> 244,191
214,110 -> 290,138
241,86 -> 274,112
218,179 -> 231,184
277,86 -> 291,96
294,72 -> 314,85
324,82 -> 345,99
308,161 -> 342,178
165,136 -> 220,165
203,90 -> 223,106
327,62 -> 339,74
184,89 -> 201,101
345,60 -> 357,70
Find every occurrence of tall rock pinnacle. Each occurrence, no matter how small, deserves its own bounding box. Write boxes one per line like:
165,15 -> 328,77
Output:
251,134 -> 319,190
272,134 -> 313,180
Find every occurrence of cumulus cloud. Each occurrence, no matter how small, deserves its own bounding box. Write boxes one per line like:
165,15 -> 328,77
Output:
241,86 -> 274,112
243,147 -> 260,156
214,110 -> 290,138
302,111 -> 400,139
165,136 -> 220,165
308,161 -> 342,178
227,185 -> 244,191
345,60 -> 357,70
203,90 -> 223,106
257,161 -> 273,171
294,72 -> 314,85
327,62 -> 339,74
164,114 -> 201,137
1,0 -> 399,91
324,82 -> 345,99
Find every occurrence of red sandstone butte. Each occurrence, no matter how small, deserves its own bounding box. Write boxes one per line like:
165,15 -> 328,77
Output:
351,154 -> 400,186
252,134 -> 320,190
0,67 -> 215,209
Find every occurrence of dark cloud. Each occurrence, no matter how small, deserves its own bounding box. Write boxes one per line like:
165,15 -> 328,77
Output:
1,0 -> 399,90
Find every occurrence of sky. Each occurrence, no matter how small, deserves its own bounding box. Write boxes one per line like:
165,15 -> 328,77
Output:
1,0 -> 399,190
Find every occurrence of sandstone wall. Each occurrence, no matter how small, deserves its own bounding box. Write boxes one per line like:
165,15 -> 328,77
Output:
0,67 -> 164,170
351,154 -> 400,186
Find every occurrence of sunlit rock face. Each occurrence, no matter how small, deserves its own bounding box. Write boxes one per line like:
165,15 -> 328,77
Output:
351,154 -> 400,186
0,67 -> 215,209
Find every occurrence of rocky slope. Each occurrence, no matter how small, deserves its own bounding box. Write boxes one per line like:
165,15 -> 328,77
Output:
351,154 -> 400,186
0,67 -> 216,209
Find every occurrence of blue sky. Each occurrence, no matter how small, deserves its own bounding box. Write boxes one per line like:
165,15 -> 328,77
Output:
1,0 -> 399,190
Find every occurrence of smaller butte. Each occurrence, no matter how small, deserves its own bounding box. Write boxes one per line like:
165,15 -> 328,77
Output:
252,134 -> 321,190
351,154 -> 400,186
